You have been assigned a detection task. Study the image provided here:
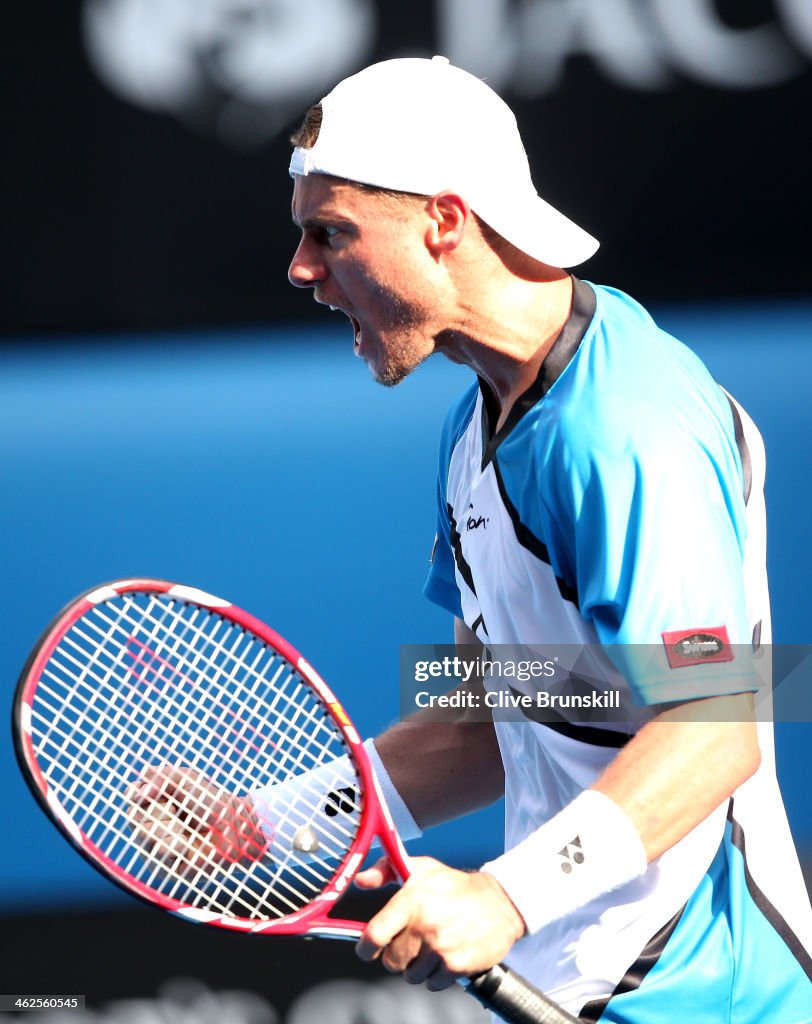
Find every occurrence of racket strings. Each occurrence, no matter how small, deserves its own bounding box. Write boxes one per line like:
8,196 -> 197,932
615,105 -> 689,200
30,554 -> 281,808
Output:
52,625 -> 357,861
37,622 -> 359,892
97,597 -> 341,788
38,663 -> 348,913
33,680 -> 354,920
28,592 -> 363,921
43,597 -> 338,792
32,677 -> 319,921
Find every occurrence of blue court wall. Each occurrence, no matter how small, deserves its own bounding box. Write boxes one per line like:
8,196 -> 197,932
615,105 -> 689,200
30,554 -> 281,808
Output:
1,298 -> 810,910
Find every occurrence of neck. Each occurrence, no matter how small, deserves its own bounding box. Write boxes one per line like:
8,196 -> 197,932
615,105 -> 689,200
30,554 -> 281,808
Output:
438,272 -> 574,429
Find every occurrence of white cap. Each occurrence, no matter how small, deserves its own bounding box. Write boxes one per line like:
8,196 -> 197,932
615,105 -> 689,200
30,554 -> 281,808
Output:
289,55 -> 599,269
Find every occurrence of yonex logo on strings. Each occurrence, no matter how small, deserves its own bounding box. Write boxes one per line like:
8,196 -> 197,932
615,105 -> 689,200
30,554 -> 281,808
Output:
558,837 -> 585,873
325,787 -> 356,817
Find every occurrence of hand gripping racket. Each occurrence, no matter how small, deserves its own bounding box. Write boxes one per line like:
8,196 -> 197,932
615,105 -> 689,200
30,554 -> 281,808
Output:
13,579 -> 579,1024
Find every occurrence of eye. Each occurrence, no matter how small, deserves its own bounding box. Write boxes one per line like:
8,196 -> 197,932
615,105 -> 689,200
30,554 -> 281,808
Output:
307,225 -> 340,246
303,223 -> 345,247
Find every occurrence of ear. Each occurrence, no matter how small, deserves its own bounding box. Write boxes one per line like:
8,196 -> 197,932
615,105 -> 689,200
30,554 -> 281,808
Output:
424,192 -> 470,257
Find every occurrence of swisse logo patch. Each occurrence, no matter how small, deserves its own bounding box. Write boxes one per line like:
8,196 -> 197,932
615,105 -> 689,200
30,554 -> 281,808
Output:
662,626 -> 734,669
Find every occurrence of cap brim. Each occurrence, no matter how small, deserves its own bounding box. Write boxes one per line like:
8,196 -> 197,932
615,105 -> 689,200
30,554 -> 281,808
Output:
474,193 -> 599,269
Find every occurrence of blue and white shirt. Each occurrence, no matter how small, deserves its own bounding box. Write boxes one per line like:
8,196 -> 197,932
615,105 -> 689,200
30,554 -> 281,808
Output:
424,279 -> 812,1021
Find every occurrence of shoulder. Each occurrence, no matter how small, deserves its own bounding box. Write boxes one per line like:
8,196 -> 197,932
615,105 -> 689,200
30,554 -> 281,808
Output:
552,284 -> 735,466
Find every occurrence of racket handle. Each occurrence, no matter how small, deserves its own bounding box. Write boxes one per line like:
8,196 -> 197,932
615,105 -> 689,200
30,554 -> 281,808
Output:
465,963 -> 580,1024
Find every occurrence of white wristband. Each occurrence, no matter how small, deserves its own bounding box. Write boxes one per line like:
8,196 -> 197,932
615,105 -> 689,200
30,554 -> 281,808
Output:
364,738 -> 423,841
249,738 -> 421,862
249,750 -> 360,861
481,790 -> 648,935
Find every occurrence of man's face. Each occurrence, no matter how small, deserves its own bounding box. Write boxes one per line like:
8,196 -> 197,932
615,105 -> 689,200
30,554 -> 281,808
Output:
289,174 -> 438,387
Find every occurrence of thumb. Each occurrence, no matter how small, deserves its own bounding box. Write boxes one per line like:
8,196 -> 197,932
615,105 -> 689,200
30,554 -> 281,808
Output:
354,856 -> 399,890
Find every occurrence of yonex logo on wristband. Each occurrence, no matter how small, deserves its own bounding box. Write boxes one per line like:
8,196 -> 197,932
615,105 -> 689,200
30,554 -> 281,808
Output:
558,836 -> 585,873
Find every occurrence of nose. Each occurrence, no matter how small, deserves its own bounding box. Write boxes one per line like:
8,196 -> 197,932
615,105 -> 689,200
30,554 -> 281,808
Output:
288,236 -> 326,289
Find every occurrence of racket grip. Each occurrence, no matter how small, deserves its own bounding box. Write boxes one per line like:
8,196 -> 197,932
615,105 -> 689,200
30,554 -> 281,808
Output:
465,963 -> 580,1024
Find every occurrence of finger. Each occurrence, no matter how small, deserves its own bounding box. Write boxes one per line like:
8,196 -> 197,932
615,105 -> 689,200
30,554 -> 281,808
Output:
139,765 -> 209,803
208,799 -> 267,864
402,946 -> 442,986
156,827 -> 215,875
425,967 -> 458,992
355,892 -> 412,962
145,769 -> 220,829
127,777 -> 164,806
125,797 -> 174,845
381,931 -> 423,974
130,767 -> 185,810
149,817 -> 196,861
127,795 -> 208,869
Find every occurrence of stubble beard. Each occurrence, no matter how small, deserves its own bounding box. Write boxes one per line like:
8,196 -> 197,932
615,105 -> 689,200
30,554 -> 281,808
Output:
373,341 -> 430,388
368,289 -> 433,388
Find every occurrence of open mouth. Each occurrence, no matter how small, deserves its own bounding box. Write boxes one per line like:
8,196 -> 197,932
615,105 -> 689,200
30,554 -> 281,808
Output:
329,305 -> 361,350
348,314 -> 361,350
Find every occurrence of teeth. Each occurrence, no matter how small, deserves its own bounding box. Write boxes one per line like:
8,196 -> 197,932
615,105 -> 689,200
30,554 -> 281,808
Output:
329,305 -> 338,311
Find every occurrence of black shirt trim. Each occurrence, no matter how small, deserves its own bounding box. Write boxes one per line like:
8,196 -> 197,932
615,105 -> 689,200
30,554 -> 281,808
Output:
509,686 -> 632,748
725,395 -> 753,506
579,906 -> 686,1022
480,275 -> 597,469
727,801 -> 812,980
490,455 -> 580,609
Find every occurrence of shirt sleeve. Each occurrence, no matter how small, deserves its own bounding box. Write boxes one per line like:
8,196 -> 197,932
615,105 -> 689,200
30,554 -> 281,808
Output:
423,503 -> 463,617
551,393 -> 761,706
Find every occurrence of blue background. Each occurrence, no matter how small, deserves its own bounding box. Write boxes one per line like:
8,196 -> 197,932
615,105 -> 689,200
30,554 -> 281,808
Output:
2,296 -> 810,910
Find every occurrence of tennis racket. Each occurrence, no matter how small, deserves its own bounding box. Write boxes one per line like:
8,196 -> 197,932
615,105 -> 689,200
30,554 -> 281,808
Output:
13,579 -> 579,1024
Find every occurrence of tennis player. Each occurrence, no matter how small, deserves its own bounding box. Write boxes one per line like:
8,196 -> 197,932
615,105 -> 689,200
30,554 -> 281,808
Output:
285,56 -> 812,1021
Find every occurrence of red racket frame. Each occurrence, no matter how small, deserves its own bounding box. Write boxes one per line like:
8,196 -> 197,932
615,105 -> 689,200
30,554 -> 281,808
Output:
14,578 -> 410,939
